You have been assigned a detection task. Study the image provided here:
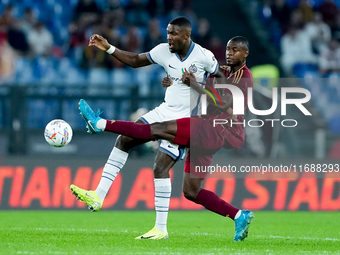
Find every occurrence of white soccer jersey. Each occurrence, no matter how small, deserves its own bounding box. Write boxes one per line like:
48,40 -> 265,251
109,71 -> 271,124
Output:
147,41 -> 219,116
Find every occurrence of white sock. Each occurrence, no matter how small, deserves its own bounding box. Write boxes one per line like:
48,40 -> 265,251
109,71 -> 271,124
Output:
234,210 -> 242,219
95,147 -> 128,201
96,119 -> 107,131
154,178 -> 171,233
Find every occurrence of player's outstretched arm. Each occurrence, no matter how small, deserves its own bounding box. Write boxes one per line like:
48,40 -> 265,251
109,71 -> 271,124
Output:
88,34 -> 152,68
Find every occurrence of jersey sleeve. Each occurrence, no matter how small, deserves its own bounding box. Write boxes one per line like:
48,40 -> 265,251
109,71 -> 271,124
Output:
203,49 -> 219,75
147,44 -> 166,67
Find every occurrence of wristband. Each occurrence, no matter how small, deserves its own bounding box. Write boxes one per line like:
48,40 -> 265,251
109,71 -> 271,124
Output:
106,45 -> 116,54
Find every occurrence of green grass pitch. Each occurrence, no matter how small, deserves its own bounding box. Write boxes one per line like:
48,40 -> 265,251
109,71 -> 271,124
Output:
0,211 -> 339,254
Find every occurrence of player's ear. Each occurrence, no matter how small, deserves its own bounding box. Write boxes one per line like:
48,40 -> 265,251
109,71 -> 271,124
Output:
244,50 -> 249,58
184,32 -> 190,40
183,28 -> 191,39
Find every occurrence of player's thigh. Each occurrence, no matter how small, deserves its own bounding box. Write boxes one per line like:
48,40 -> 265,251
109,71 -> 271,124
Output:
151,121 -> 177,142
115,119 -> 145,151
153,150 -> 177,178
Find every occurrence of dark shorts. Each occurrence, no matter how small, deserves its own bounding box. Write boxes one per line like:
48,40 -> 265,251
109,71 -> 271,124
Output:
175,116 -> 227,150
184,149 -> 213,179
183,117 -> 225,178
177,116 -> 242,178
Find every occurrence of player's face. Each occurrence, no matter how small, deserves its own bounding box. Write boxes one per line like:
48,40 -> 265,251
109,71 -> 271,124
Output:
166,24 -> 188,53
225,41 -> 249,66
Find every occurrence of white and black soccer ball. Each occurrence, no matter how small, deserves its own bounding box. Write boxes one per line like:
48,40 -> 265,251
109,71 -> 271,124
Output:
44,119 -> 73,147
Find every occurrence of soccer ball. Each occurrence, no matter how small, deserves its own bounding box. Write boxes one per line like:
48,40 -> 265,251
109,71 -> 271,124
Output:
44,119 -> 73,147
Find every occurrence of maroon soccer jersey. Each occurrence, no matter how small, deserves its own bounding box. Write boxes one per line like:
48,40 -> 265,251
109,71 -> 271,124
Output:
179,64 -> 253,178
206,64 -> 253,148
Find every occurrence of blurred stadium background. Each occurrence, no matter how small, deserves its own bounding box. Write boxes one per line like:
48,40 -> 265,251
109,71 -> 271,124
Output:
0,0 -> 340,212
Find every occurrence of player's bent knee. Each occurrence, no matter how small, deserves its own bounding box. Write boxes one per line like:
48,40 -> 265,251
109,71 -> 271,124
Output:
151,122 -> 168,139
182,188 -> 198,202
115,134 -> 137,151
182,176 -> 202,203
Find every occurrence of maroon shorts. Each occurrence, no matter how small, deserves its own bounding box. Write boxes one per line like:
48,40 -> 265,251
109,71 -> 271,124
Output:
182,117 -> 225,178
184,149 -> 213,179
174,117 -> 225,149
177,116 -> 242,178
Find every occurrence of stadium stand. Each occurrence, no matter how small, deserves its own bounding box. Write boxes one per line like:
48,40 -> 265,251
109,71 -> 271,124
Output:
0,0 -> 339,157
259,0 -> 340,134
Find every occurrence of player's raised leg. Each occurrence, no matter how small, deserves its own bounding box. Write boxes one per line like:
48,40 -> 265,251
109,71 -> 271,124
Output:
77,99 -> 188,146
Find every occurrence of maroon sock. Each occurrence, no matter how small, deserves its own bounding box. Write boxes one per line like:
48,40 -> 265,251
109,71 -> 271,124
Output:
195,188 -> 239,219
105,120 -> 152,140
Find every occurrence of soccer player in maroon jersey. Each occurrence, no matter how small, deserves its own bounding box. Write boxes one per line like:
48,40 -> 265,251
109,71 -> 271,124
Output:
78,36 -> 254,241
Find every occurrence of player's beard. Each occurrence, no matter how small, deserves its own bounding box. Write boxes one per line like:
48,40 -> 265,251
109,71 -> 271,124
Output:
226,59 -> 240,67
226,59 -> 235,66
169,46 -> 177,53
169,41 -> 180,53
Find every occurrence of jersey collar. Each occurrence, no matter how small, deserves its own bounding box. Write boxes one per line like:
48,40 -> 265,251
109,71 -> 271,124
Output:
175,40 -> 195,62
228,63 -> 246,78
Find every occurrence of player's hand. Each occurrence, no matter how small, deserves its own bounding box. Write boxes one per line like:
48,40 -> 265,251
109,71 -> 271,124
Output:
181,70 -> 195,86
227,108 -> 237,122
162,76 -> 173,88
231,115 -> 238,122
88,34 -> 110,51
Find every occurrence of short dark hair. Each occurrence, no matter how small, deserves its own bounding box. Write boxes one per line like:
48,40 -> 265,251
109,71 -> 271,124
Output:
169,17 -> 192,30
229,36 -> 249,51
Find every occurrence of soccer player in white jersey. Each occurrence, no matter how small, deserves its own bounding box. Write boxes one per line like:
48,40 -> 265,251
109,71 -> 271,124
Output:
70,17 -> 226,239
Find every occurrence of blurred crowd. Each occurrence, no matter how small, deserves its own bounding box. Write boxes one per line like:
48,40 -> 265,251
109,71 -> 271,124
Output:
260,0 -> 340,135
0,0 -> 227,86
2,0 -> 340,80
261,0 -> 340,76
